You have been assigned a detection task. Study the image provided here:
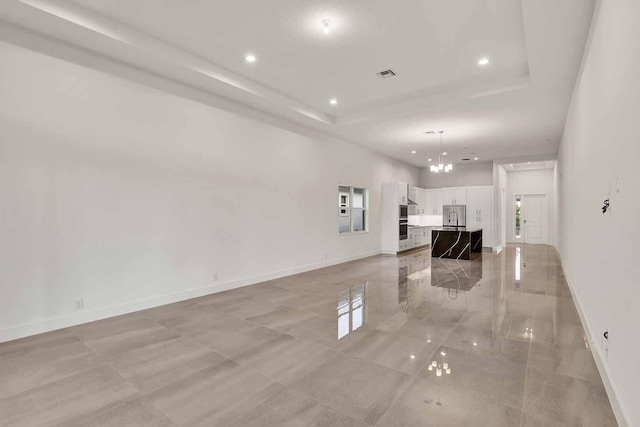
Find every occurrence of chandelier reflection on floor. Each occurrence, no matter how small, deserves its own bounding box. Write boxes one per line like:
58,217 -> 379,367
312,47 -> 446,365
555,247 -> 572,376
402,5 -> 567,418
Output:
428,360 -> 451,376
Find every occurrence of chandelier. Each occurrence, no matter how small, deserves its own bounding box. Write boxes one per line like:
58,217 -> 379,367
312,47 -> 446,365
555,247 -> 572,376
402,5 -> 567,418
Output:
429,130 -> 453,174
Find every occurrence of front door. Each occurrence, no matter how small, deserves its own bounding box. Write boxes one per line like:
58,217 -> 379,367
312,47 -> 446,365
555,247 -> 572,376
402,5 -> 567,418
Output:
523,194 -> 548,244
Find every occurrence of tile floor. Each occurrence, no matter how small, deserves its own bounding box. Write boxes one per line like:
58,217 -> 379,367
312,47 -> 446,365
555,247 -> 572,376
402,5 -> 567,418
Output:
0,245 -> 618,426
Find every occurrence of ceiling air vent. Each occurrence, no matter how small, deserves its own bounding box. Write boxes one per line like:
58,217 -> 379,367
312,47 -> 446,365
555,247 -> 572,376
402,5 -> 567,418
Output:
377,69 -> 397,79
462,158 -> 470,161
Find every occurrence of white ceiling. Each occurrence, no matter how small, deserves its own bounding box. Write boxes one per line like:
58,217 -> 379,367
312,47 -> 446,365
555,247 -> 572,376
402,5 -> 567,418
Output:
0,0 -> 595,167
506,160 -> 556,171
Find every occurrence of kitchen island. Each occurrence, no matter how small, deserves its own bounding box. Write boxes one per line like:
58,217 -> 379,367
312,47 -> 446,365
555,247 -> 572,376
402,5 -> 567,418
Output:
431,227 -> 482,260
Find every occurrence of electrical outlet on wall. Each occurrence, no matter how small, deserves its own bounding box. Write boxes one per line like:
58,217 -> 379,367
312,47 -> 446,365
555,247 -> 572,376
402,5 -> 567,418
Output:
601,329 -> 609,359
76,299 -> 84,310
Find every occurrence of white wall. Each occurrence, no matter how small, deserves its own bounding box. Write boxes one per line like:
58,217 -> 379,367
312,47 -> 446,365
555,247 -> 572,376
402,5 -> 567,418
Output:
557,0 -> 640,425
492,163 -> 508,251
419,162 -> 493,188
505,169 -> 556,245
0,41 -> 419,342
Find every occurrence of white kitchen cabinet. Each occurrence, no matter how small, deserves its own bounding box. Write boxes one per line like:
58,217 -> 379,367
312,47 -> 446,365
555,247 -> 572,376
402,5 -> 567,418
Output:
416,188 -> 427,214
425,189 -> 443,215
398,182 -> 409,205
464,186 -> 493,248
409,187 -> 427,215
401,227 -> 431,252
466,187 -> 480,218
477,187 -> 492,216
479,216 -> 492,247
442,188 -> 467,205
467,187 -> 492,216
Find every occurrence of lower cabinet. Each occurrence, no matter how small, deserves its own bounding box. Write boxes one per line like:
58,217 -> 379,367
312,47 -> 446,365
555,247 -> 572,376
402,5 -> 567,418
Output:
465,214 -> 492,248
400,228 -> 431,252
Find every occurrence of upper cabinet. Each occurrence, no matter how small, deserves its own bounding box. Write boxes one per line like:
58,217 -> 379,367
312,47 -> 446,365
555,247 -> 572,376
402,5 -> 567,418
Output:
425,189 -> 443,215
441,188 -> 467,205
466,187 -> 492,216
409,187 -> 428,214
398,182 -> 409,205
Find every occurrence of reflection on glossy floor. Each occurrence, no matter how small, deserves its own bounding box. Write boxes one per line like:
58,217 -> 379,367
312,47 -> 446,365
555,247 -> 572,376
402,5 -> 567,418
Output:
0,245 -> 618,426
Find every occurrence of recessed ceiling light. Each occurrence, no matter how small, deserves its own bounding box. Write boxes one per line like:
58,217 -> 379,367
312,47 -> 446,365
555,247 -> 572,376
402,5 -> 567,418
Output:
245,54 -> 256,63
474,157 -> 479,160
478,57 -> 490,66
428,158 -> 432,162
442,152 -> 447,156
411,150 -> 417,154
527,162 -> 531,164
321,19 -> 332,34
329,98 -> 338,105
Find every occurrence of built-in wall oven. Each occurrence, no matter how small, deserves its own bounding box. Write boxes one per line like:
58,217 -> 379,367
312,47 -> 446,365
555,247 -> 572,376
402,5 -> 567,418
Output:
399,205 -> 408,240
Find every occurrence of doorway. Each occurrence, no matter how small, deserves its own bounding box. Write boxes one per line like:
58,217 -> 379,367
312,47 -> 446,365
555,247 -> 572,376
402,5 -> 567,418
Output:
517,194 -> 548,245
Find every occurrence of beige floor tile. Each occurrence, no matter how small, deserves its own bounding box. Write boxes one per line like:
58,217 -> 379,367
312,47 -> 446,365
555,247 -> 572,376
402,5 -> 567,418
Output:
85,325 -> 182,362
283,293 -> 338,317
290,354 -> 412,425
377,377 -> 522,427
444,324 -> 530,365
418,345 -> 527,410
108,336 -> 226,393
522,367 -> 617,426
231,333 -> 337,385
405,301 -> 468,325
246,305 -> 319,330
343,329 -> 439,376
67,313 -> 153,341
227,388 -> 367,427
0,365 -> 140,426
0,334 -> 103,399
148,359 -> 284,427
211,297 -> 282,320
527,338 -> 601,383
376,312 -> 456,344
63,397 -> 175,426
191,319 -> 285,358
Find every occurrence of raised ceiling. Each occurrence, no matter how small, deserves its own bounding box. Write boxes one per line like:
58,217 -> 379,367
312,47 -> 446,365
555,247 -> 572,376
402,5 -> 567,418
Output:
0,0 -> 595,167
506,160 -> 556,171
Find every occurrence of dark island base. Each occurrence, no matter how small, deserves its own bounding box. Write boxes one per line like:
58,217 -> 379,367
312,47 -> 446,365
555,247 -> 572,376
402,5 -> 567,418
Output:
431,228 -> 483,260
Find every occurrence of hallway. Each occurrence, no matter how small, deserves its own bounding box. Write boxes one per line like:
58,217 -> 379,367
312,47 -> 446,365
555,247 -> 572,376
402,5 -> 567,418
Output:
0,245 -> 616,426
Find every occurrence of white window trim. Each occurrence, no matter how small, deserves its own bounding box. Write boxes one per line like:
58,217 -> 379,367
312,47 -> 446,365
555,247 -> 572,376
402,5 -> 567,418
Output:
338,186 -> 369,235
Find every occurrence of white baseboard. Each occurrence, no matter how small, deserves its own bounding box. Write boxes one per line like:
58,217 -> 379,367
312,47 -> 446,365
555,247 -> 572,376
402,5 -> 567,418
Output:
560,259 -> 629,427
0,250 -> 381,344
